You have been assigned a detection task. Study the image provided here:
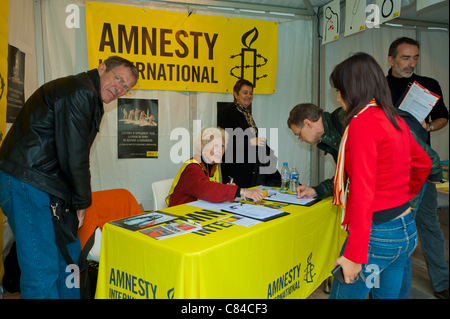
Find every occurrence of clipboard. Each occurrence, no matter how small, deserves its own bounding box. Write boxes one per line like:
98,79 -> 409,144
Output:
398,81 -> 440,122
264,193 -> 322,207
220,203 -> 289,222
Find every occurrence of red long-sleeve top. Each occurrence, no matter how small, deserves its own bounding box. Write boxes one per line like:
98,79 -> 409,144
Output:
168,161 -> 238,207
342,106 -> 431,264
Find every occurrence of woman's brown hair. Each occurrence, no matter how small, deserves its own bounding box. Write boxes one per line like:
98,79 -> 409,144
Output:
329,52 -> 400,130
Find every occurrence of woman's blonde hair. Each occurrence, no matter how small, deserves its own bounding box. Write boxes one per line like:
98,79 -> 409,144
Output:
193,127 -> 229,156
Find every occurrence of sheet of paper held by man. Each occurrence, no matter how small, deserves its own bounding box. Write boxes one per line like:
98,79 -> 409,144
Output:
398,81 -> 440,122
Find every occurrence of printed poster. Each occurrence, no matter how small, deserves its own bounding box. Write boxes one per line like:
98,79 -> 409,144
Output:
322,0 -> 340,45
6,45 -> 25,123
345,0 -> 366,37
376,0 -> 401,24
118,98 -> 158,159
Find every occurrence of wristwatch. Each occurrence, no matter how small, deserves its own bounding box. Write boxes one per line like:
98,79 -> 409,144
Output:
429,123 -> 434,132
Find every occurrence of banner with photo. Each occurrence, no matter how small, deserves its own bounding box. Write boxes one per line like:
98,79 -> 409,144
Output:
6,44 -> 25,123
345,0 -> 366,37
85,1 -> 278,94
322,0 -> 340,45
118,98 -> 159,159
376,0 -> 401,24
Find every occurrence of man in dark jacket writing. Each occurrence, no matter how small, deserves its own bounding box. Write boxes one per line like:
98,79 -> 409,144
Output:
0,56 -> 137,298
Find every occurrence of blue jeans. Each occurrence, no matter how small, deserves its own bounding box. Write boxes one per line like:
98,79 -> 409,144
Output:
0,171 -> 81,299
329,211 -> 418,299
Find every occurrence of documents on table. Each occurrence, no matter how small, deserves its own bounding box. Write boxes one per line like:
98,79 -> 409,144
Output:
140,220 -> 201,240
220,203 -> 288,221
187,199 -> 286,223
108,211 -> 180,231
220,215 -> 262,227
264,192 -> 320,206
185,200 -> 239,211
398,81 -> 440,122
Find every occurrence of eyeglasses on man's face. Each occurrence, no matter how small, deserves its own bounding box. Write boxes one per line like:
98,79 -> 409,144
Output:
110,69 -> 132,94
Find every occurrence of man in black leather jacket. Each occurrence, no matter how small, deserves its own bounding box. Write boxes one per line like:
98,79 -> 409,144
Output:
0,56 -> 137,298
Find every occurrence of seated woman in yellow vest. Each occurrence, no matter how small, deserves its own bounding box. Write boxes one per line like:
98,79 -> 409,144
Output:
166,127 -> 265,207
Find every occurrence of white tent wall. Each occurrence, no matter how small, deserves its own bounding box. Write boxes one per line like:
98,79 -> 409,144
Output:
34,0 -> 314,210
418,29 -> 449,160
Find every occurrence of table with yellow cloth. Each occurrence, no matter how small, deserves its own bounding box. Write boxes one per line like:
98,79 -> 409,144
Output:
95,197 -> 346,299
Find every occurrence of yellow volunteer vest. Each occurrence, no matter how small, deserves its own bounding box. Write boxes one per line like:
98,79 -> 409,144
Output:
166,158 -> 220,206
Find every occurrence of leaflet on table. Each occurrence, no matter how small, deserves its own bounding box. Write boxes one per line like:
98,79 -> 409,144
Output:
398,81 -> 440,122
140,220 -> 202,240
108,211 -> 181,231
264,193 -> 321,206
220,215 -> 262,227
185,200 -> 239,212
221,203 -> 288,221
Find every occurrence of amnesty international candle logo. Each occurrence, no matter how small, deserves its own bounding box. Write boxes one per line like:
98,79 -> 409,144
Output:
86,1 -> 278,94
230,27 -> 268,88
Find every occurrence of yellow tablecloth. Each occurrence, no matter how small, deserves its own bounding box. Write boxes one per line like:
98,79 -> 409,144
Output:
95,197 -> 346,299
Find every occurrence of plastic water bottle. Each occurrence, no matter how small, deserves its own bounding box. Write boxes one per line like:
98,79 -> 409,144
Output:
290,167 -> 299,192
280,162 -> 290,190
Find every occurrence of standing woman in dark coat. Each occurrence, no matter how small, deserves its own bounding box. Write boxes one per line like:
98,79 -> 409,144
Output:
218,79 -> 268,188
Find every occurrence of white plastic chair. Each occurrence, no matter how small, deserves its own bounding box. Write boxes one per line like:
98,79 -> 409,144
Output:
151,178 -> 174,210
86,227 -> 102,262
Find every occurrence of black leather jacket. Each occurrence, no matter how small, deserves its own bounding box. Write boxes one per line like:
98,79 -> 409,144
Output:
0,69 -> 104,210
313,107 -> 345,199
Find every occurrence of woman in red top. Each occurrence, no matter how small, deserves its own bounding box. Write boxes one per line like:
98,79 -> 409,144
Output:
166,127 -> 264,207
328,53 -> 431,299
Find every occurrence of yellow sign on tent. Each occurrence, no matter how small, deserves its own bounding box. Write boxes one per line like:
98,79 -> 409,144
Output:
85,1 -> 278,94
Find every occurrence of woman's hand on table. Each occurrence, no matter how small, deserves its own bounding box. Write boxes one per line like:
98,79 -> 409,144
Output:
241,188 -> 265,204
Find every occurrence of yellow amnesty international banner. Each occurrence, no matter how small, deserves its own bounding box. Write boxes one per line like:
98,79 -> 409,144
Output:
85,1 -> 278,94
0,0 -> 8,285
95,198 -> 346,299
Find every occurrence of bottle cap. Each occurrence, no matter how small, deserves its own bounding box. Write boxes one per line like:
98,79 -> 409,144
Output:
283,162 -> 288,165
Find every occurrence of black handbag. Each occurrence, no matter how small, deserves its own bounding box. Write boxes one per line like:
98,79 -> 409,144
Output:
49,195 -> 81,267
79,260 -> 99,299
